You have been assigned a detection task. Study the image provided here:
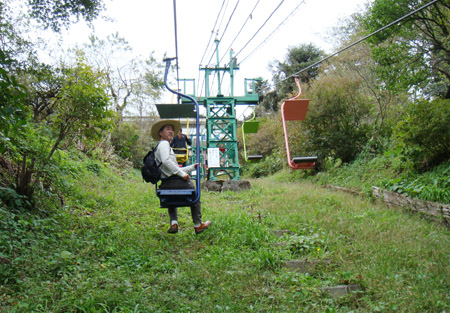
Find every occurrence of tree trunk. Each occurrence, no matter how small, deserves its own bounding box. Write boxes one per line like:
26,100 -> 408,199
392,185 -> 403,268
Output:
16,154 -> 35,198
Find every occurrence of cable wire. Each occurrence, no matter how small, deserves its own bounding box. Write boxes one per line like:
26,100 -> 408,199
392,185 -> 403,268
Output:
218,0 -> 241,44
173,0 -> 180,101
282,0 -> 440,82
234,0 -> 286,59
205,0 -> 236,67
199,0 -> 226,66
197,0 -> 227,97
239,0 -> 306,65
219,0 -> 261,64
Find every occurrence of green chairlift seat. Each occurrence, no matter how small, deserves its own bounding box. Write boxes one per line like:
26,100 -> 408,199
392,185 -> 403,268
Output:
242,108 -> 263,162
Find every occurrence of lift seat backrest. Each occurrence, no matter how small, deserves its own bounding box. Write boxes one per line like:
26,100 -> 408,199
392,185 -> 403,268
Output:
282,99 -> 309,121
243,121 -> 260,134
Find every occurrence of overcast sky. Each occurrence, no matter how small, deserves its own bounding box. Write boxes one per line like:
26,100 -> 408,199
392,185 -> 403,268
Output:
47,0 -> 369,97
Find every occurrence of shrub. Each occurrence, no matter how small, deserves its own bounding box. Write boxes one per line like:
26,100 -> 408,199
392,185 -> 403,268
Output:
393,98 -> 450,170
304,73 -> 373,164
242,150 -> 283,178
110,122 -> 155,168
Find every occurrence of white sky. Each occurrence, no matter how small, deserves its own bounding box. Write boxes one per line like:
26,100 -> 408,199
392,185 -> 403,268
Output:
27,0 -> 369,119
52,0 -> 368,95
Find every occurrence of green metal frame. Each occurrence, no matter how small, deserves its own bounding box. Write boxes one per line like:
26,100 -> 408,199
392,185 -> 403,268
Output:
205,96 -> 239,180
178,40 -> 261,181
242,107 -> 262,162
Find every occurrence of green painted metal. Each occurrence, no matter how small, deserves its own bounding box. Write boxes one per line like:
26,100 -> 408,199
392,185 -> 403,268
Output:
189,145 -> 205,180
178,40 -> 261,181
178,79 -> 196,97
205,96 -> 240,180
242,106 -> 262,162
243,121 -> 260,133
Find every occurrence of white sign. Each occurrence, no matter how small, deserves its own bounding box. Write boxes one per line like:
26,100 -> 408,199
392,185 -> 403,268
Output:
207,148 -> 221,168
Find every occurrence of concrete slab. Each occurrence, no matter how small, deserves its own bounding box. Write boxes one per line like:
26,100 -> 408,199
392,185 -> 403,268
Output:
283,260 -> 318,273
321,284 -> 363,299
270,230 -> 290,238
202,180 -> 251,192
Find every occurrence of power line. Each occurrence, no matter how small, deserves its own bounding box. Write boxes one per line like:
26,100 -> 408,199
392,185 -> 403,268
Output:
282,0 -> 441,82
234,0 -> 286,59
239,0 -> 306,65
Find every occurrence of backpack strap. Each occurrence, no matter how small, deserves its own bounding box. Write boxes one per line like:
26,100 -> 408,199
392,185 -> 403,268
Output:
154,142 -> 162,168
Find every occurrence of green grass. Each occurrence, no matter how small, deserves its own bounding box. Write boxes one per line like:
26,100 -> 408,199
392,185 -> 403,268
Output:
302,156 -> 450,204
1,157 -> 450,312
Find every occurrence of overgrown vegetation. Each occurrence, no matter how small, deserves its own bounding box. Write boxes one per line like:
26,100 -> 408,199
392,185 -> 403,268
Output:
240,1 -> 450,204
1,155 -> 449,312
1,0 -> 449,311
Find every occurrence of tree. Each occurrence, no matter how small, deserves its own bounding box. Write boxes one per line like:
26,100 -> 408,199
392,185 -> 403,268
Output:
0,2 -> 30,153
1,0 -> 106,152
394,98 -> 450,169
27,0 -> 105,31
260,44 -> 325,111
362,0 -> 450,99
79,33 -> 164,121
45,57 -> 113,160
328,16 -> 408,153
304,65 -> 373,163
14,56 -> 114,197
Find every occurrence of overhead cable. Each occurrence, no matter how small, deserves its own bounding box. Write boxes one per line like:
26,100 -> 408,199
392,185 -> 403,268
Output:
240,0 -> 306,65
218,0 -> 241,44
219,0 -> 261,64
197,0 -> 227,97
206,0 -> 238,67
199,0 -> 226,66
234,0 -> 286,59
173,0 -> 180,100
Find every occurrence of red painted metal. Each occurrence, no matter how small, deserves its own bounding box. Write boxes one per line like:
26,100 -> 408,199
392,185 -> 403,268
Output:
281,77 -> 316,170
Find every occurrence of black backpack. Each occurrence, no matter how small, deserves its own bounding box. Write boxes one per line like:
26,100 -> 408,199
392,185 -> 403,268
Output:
141,144 -> 161,184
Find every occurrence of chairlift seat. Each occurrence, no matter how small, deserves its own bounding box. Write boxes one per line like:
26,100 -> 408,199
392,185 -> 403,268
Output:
248,155 -> 263,161
155,103 -> 196,118
292,156 -> 317,163
291,156 -> 317,169
156,189 -> 197,208
154,58 -> 202,209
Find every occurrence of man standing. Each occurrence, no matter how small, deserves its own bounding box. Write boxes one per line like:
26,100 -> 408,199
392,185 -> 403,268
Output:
151,119 -> 211,234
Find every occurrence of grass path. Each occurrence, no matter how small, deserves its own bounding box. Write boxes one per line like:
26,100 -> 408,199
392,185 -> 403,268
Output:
4,167 -> 450,312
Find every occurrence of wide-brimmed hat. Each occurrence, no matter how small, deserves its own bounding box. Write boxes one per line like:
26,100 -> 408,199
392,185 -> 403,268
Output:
150,119 -> 181,141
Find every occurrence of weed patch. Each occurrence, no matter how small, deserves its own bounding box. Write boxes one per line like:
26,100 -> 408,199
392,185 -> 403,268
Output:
2,157 -> 450,312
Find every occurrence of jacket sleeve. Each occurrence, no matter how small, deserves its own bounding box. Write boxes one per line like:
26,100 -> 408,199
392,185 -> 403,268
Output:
185,135 -> 192,146
181,164 -> 196,173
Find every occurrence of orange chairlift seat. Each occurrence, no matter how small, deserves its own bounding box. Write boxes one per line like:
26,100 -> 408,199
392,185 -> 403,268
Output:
281,77 -> 318,170
242,106 -> 263,162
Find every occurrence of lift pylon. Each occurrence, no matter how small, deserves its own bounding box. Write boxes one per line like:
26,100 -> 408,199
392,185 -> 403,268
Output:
181,40 -> 260,180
